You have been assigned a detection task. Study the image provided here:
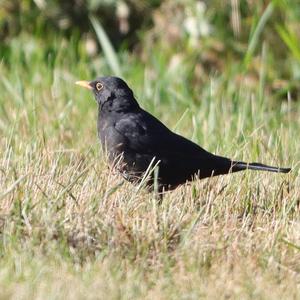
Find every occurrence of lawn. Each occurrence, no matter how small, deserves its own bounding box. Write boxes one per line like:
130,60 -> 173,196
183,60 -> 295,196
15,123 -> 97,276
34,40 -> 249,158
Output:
0,1 -> 300,299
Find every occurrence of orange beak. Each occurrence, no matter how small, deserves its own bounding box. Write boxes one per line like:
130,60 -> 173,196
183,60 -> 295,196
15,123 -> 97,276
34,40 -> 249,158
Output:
75,80 -> 92,90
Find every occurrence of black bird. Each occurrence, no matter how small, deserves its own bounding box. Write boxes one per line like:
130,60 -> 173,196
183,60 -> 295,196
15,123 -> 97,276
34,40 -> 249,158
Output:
76,76 -> 291,191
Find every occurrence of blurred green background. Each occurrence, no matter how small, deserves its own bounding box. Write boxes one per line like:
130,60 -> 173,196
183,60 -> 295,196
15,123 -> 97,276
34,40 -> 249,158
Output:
1,0 -> 299,158
1,0 -> 299,163
1,0 -> 300,97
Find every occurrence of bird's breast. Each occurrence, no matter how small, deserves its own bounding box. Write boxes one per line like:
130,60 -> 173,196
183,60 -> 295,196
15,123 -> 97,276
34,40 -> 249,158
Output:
98,121 -> 126,158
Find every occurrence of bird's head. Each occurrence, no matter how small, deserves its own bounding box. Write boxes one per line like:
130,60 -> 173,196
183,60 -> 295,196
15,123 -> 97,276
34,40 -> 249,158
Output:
76,76 -> 138,112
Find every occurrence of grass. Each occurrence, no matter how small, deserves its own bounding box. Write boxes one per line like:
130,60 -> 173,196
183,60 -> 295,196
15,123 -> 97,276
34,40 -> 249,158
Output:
0,31 -> 300,299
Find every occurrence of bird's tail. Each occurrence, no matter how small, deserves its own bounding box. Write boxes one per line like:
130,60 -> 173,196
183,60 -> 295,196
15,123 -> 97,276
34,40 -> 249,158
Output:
231,161 -> 291,174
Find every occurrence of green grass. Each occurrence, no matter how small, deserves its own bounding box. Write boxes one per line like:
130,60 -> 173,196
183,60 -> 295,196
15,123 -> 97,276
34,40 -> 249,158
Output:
0,31 -> 299,299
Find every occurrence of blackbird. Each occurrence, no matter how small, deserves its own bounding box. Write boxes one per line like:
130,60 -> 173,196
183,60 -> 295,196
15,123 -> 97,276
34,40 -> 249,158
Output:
76,76 -> 291,191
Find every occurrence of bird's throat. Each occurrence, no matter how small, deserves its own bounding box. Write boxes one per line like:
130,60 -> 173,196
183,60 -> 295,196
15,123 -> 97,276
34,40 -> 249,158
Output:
100,96 -> 140,114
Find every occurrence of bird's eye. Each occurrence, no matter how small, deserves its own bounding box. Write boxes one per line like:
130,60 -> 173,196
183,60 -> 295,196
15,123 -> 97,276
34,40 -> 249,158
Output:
96,82 -> 103,91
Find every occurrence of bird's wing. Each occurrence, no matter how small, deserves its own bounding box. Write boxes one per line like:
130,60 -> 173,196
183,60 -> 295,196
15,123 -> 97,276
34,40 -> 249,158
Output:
114,111 -> 232,183
114,111 -> 214,159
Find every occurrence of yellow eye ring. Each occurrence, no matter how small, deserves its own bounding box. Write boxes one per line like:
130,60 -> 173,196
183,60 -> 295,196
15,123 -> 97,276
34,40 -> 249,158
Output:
96,82 -> 103,91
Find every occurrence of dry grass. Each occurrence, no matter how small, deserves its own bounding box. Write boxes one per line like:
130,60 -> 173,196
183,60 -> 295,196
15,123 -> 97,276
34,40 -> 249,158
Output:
1,114 -> 299,299
0,141 -> 299,299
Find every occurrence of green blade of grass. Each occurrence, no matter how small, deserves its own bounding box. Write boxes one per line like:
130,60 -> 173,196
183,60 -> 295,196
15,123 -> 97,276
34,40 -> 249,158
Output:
244,2 -> 274,67
276,24 -> 300,63
90,16 -> 122,77
281,238 -> 300,251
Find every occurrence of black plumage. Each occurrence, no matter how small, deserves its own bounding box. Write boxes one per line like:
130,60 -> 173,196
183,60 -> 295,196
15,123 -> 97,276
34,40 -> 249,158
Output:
76,76 -> 291,191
